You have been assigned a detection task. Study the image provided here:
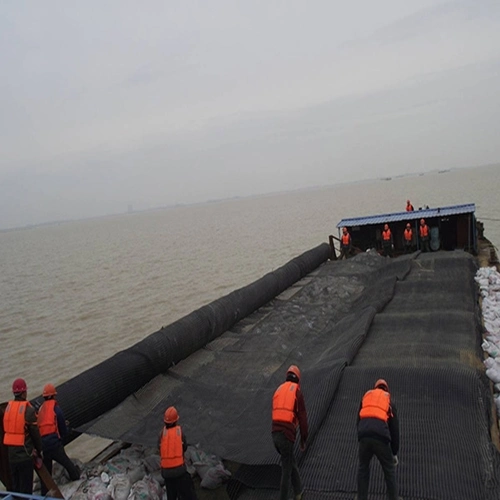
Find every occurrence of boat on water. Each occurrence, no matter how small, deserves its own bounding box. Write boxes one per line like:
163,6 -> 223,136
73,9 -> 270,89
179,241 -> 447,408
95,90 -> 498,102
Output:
1,203 -> 500,499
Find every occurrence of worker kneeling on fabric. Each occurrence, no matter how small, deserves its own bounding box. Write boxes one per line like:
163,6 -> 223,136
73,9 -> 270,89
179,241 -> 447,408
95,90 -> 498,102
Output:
159,406 -> 198,500
357,378 -> 400,500
37,383 -> 81,495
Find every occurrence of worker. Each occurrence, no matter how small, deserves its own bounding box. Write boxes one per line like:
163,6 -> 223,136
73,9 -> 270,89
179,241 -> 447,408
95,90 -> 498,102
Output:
339,227 -> 352,259
37,383 -> 81,495
357,379 -> 400,500
403,223 -> 414,253
272,364 -> 308,500
381,224 -> 394,257
159,406 -> 197,500
419,218 -> 430,252
406,200 -> 414,211
3,378 -> 43,494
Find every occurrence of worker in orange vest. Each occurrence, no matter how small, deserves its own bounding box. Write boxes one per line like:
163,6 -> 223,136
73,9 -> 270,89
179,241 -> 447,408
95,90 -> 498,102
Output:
37,383 -> 80,495
159,406 -> 197,500
403,223 -> 414,253
272,365 -> 308,500
381,224 -> 394,257
2,378 -> 43,494
357,379 -> 400,500
339,227 -> 352,259
406,200 -> 414,211
419,218 -> 430,252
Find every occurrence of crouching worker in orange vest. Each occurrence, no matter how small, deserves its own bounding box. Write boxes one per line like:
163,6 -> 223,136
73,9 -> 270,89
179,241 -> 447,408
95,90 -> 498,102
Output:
357,379 -> 400,500
159,406 -> 198,500
272,365 -> 308,500
37,383 -> 81,495
3,378 -> 43,494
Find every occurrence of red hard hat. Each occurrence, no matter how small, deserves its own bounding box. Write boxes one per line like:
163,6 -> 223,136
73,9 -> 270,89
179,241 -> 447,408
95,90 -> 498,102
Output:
375,378 -> 389,391
164,406 -> 179,424
287,365 -> 301,381
43,383 -> 57,397
12,378 -> 27,393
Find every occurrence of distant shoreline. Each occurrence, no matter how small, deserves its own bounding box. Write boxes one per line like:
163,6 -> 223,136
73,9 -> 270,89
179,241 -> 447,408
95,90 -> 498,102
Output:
1,162 -> 497,233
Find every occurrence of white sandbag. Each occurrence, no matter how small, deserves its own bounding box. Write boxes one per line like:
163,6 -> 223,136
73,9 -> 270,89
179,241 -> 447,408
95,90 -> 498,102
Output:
83,477 -> 112,500
187,444 -> 220,480
200,463 -> 232,489
143,454 -> 161,473
59,478 -> 84,498
482,340 -> 500,358
107,473 -> 131,500
486,367 -> 500,384
106,456 -> 131,475
150,469 -> 164,486
70,492 -> 88,500
127,475 -> 163,500
484,357 -> 500,370
127,464 -> 146,485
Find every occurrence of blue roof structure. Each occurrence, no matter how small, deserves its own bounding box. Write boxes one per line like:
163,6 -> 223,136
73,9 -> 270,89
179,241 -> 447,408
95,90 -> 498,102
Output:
337,203 -> 476,228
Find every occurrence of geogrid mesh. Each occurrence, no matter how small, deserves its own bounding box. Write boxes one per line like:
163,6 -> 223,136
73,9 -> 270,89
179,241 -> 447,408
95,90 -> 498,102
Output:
70,249 -> 498,499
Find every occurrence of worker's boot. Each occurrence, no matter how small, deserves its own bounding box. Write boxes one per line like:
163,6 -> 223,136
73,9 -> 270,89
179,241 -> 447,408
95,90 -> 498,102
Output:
295,492 -> 303,500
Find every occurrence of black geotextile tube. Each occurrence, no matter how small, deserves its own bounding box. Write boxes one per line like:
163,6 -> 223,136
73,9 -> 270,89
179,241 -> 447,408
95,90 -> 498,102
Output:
31,243 -> 331,429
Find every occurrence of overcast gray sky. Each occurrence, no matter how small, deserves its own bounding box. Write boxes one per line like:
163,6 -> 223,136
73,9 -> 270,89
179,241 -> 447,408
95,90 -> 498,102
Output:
1,1 -> 499,228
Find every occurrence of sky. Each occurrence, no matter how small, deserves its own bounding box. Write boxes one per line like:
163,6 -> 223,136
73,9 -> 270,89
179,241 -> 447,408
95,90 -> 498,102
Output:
1,0 -> 499,229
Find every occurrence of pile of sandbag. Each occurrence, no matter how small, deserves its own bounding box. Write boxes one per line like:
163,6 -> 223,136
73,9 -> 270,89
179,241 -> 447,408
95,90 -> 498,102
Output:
33,442 -> 230,499
476,266 -> 500,416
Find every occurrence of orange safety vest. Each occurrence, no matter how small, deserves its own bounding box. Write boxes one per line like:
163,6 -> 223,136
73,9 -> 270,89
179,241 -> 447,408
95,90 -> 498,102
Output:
419,224 -> 429,237
404,228 -> 413,241
406,204 -> 414,211
382,229 -> 392,241
3,400 -> 29,446
341,233 -> 350,245
272,381 -> 298,426
359,388 -> 391,422
37,399 -> 59,437
160,426 -> 184,469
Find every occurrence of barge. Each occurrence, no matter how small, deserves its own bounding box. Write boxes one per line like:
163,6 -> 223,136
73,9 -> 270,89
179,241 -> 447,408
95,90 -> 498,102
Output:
1,203 -> 500,499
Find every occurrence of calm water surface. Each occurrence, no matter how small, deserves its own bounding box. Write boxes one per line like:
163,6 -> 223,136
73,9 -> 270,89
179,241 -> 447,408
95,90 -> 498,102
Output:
1,164 -> 499,409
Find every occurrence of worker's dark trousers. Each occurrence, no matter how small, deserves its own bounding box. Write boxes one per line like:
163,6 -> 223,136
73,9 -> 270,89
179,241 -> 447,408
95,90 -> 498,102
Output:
404,242 -> 413,254
162,470 -> 197,500
340,245 -> 351,259
357,437 -> 398,500
9,459 -> 34,494
41,445 -> 81,495
420,238 -> 430,252
382,244 -> 393,257
272,431 -> 302,500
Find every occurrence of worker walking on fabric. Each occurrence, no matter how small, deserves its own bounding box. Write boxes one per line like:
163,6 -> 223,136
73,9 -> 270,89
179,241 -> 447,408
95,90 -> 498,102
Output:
357,379 -> 400,500
272,365 -> 308,500
419,218 -> 430,252
340,227 -> 352,259
159,406 -> 197,500
403,223 -> 414,253
37,383 -> 80,495
381,224 -> 394,257
406,200 -> 414,211
2,378 -> 43,494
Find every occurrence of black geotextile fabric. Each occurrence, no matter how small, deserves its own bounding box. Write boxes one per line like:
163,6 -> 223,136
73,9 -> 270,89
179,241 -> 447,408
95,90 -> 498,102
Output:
78,252 -> 411,455
232,251 -> 500,500
30,243 -> 331,426
66,249 -> 500,499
